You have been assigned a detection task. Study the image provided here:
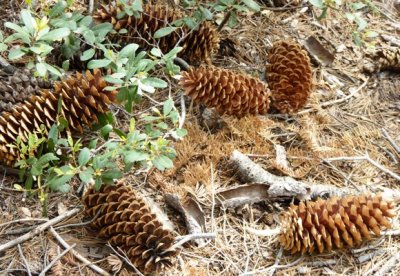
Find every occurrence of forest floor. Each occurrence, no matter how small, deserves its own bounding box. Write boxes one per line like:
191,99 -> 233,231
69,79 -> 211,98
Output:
1,0 -> 400,275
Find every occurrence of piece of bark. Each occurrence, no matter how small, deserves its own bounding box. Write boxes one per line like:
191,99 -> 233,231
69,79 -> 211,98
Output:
216,184 -> 270,208
303,36 -> 335,67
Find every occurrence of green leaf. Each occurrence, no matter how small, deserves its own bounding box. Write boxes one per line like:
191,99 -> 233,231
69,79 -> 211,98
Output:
151,47 -> 162,57
36,62 -> 47,77
21,9 -> 36,35
4,22 -> 30,37
80,48 -> 95,61
82,30 -> 96,44
101,169 -> 123,180
164,47 -> 183,60
308,0 -> 324,8
79,167 -> 94,183
50,0 -> 68,17
153,27 -> 178,39
48,174 -> 74,191
241,0 -> 260,12
8,48 -> 26,60
78,148 -> 91,166
125,150 -> 149,163
44,63 -> 62,77
153,155 -> 173,170
37,153 -> 59,166
39,27 -> 70,41
88,139 -> 98,149
0,43 -> 8,52
101,124 -> 113,140
119,43 -> 139,58
163,98 -> 174,116
176,128 -> 188,137
87,59 -> 111,69
141,77 -> 167,88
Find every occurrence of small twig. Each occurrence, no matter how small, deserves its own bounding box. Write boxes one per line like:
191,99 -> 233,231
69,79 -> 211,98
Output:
17,244 -> 31,276
324,154 -> 400,182
55,209 -> 102,230
170,233 -> 216,251
107,244 -> 144,276
39,244 -> 76,276
381,128 -> 400,154
4,225 -> 38,235
246,227 -> 280,237
298,78 -> 369,115
173,57 -> 190,70
88,0 -> 94,14
356,249 -> 385,264
49,227 -> 110,275
217,10 -> 232,32
178,93 -> 186,129
0,218 -> 48,230
382,229 -> 400,236
0,208 -> 80,253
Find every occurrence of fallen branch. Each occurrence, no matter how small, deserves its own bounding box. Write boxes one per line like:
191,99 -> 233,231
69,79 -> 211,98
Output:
230,150 -> 355,201
49,227 -> 110,276
372,252 -> 400,275
230,150 -> 400,202
0,208 -> 80,253
381,128 -> 400,154
38,244 -> 76,276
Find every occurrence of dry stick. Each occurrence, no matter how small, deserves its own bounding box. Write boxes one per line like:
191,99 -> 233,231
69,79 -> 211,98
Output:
298,78 -> 369,115
107,244 -> 144,276
373,252 -> 400,275
381,128 -> 400,154
0,208 -> 80,253
38,243 -> 76,276
170,233 -> 216,251
49,227 -> 110,276
324,155 -> 400,182
54,209 -> 102,230
217,10 -> 231,32
0,218 -> 49,230
17,244 -> 31,276
88,0 -> 94,14
230,150 -> 355,201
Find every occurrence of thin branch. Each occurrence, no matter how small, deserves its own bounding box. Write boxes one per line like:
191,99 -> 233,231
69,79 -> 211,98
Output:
381,128 -> 400,154
17,244 -> 31,276
0,208 -> 80,253
324,154 -> 400,182
179,93 -> 186,129
54,209 -> 102,230
173,57 -> 190,70
88,0 -> 94,14
298,78 -> 369,115
170,233 -> 216,251
107,244 -> 144,276
49,227 -> 110,276
217,10 -> 232,32
39,244 -> 76,276
0,218 -> 48,230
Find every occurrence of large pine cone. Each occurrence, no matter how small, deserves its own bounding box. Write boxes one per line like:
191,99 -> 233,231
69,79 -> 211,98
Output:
179,65 -> 271,117
93,2 -> 220,63
82,181 -> 178,274
266,41 -> 313,113
279,193 -> 395,254
363,47 -> 400,73
0,69 -> 117,165
0,68 -> 52,113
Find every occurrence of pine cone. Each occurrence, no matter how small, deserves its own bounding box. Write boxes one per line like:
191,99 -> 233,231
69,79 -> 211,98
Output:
0,68 -> 52,113
279,193 -> 395,254
93,2 -> 220,63
363,47 -> 400,73
82,181 -> 178,274
179,65 -> 271,117
0,69 -> 117,165
266,41 -> 313,113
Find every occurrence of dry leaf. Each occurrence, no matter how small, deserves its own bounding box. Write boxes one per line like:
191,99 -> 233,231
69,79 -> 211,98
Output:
164,194 -> 206,245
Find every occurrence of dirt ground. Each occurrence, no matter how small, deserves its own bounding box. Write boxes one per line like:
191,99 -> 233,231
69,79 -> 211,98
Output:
1,0 -> 400,275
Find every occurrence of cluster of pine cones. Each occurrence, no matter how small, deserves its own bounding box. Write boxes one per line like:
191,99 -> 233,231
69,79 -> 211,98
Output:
1,1 -> 397,275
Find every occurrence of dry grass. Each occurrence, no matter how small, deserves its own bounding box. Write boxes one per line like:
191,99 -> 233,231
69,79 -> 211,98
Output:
1,0 -> 400,275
